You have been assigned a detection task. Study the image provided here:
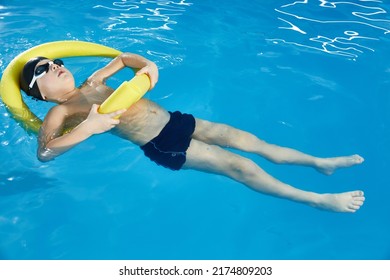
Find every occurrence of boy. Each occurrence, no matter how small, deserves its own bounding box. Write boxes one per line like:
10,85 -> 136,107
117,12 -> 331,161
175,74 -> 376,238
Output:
19,53 -> 365,213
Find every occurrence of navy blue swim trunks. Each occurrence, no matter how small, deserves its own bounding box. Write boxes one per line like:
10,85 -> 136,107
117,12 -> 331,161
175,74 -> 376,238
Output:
140,111 -> 196,170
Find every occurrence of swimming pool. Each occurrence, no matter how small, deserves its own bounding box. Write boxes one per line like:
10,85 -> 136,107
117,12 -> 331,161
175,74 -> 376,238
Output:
0,0 -> 389,260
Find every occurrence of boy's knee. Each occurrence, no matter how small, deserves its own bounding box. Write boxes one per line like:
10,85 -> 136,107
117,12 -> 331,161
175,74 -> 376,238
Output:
229,157 -> 258,180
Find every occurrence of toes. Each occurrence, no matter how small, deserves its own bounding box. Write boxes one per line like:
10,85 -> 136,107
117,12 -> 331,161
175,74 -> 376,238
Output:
346,191 -> 365,212
348,204 -> 361,211
352,200 -> 364,207
354,196 -> 365,202
352,191 -> 364,197
348,195 -> 365,211
352,154 -> 364,163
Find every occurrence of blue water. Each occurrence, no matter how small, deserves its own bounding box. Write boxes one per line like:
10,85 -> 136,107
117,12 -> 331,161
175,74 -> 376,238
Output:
0,0 -> 389,260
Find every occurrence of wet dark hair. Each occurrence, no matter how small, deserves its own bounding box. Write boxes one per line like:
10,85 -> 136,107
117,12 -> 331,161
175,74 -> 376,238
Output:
19,56 -> 48,101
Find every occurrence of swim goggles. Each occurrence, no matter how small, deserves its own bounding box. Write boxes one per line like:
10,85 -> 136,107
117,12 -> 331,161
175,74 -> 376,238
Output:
29,59 -> 64,89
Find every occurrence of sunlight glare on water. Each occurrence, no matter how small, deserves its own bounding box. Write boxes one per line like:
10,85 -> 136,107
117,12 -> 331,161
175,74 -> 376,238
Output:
269,0 -> 390,60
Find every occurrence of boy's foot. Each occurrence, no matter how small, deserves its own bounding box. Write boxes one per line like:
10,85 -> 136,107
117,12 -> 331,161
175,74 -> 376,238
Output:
315,191 -> 365,213
315,154 -> 364,175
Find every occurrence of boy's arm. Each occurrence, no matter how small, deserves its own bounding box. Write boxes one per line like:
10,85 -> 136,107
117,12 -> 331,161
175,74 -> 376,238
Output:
38,104 -> 125,162
88,53 -> 159,89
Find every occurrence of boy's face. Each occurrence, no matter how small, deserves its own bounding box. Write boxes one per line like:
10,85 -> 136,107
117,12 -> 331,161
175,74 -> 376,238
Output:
35,59 -> 75,101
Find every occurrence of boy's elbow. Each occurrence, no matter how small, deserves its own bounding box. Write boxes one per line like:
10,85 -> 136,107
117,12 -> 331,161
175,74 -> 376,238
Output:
38,155 -> 53,162
37,148 -> 56,162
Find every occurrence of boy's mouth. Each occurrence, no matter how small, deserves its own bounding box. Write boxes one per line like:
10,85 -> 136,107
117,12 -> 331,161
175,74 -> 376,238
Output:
58,70 -> 65,77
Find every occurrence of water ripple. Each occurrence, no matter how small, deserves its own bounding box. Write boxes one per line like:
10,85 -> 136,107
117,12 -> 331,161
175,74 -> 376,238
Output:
94,1 -> 191,33
268,0 -> 390,60
92,0 -> 192,67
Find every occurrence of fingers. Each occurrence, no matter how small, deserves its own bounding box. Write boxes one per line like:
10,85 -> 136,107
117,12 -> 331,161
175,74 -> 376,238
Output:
94,103 -> 126,119
136,64 -> 158,90
149,78 -> 157,90
108,108 -> 127,118
136,67 -> 147,76
103,112 -> 121,131
91,103 -> 99,112
85,105 -> 125,134
94,104 -> 125,125
111,118 -> 120,125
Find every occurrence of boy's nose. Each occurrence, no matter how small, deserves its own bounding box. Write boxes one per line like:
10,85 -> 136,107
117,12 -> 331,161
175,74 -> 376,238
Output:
51,64 -> 60,70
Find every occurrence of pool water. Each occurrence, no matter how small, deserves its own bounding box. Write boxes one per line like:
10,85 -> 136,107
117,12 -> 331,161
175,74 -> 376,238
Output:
0,0 -> 389,260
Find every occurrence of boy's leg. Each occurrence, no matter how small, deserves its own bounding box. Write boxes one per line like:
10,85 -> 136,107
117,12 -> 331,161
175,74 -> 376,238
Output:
183,139 -> 365,213
192,118 -> 363,175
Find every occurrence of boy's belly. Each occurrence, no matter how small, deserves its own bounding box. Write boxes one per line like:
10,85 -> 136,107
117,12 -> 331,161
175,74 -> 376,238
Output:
113,98 -> 171,146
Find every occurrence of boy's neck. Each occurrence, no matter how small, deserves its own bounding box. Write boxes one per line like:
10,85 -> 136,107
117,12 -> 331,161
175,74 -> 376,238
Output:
53,88 -> 80,104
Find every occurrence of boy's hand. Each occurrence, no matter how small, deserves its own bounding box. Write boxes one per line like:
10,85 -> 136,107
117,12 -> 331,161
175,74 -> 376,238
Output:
136,61 -> 159,90
84,104 -> 126,135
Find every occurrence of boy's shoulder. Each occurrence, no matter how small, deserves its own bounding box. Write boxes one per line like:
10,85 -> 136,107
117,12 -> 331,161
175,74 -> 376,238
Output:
45,104 -> 70,119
